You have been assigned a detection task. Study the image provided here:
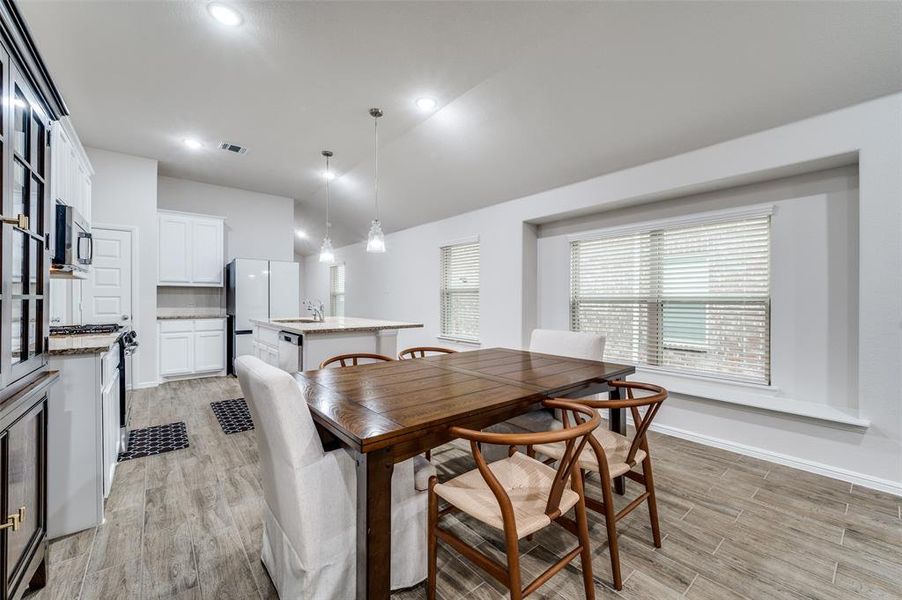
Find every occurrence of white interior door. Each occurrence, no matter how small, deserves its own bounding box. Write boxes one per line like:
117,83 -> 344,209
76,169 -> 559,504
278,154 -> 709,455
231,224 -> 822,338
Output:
84,227 -> 133,328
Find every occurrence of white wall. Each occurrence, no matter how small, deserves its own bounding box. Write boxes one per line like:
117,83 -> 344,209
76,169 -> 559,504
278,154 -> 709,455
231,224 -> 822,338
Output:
306,93 -> 902,493
157,176 -> 295,262
538,166 -> 859,411
86,148 -> 159,388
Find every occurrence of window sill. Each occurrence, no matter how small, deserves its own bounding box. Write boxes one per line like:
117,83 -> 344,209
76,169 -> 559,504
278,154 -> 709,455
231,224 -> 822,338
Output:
635,368 -> 870,428
436,335 -> 481,347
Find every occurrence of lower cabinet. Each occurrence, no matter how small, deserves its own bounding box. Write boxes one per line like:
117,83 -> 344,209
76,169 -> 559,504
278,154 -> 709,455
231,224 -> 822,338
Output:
158,319 -> 226,378
252,340 -> 279,367
0,372 -> 57,600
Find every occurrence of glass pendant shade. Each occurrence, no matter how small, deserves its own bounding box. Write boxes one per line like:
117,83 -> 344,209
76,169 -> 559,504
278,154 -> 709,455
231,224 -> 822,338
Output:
319,236 -> 335,263
366,219 -> 386,253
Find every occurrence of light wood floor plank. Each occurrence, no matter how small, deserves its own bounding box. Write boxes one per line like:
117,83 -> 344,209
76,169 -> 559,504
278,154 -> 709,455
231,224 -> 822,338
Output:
24,376 -> 902,600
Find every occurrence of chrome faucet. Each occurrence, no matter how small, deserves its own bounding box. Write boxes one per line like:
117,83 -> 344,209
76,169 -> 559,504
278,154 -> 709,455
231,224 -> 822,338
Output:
303,299 -> 325,322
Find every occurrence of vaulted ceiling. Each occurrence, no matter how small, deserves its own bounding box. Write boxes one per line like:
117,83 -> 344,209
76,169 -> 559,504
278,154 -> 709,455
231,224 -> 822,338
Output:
19,1 -> 902,254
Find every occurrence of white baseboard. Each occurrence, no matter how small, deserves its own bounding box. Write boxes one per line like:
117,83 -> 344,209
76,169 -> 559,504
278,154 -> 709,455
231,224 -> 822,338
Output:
648,421 -> 902,498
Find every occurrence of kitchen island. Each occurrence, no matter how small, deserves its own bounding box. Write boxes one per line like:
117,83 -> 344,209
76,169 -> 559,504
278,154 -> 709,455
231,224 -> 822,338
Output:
250,317 -> 424,372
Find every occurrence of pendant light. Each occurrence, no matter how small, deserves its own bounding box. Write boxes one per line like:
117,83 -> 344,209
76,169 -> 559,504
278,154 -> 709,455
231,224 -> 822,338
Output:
318,150 -> 335,263
366,108 -> 386,253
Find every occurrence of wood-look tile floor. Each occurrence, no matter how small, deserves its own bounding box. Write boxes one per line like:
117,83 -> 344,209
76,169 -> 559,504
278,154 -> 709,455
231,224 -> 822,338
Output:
27,377 -> 902,600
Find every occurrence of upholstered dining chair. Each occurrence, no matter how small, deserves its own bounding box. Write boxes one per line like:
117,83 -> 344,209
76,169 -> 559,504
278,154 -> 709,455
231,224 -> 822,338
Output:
319,352 -> 394,368
481,329 -> 606,461
398,346 -> 457,359
235,355 -> 435,598
428,399 -> 602,600
530,381 -> 668,590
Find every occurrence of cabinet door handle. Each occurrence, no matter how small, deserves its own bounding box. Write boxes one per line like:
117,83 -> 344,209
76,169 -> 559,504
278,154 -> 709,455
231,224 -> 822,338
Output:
0,214 -> 28,229
0,507 -> 24,532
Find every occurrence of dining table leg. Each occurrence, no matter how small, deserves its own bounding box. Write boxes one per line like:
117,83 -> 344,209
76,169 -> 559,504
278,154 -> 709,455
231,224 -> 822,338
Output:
609,386 -> 626,495
356,447 -> 394,600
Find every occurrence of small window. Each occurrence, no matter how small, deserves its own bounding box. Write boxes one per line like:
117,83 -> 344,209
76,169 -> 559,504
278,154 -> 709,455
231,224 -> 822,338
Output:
440,241 -> 479,343
330,263 -> 345,317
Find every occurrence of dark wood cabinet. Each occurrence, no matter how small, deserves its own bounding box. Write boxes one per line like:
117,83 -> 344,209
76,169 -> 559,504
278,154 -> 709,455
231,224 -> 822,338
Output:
0,381 -> 51,600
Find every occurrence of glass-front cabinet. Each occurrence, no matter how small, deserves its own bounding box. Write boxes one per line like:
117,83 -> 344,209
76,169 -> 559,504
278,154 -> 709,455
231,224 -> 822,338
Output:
0,3 -> 68,599
6,62 -> 50,386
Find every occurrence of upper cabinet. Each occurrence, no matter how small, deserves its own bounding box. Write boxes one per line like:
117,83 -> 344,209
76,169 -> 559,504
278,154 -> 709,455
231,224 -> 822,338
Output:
49,118 -> 92,225
158,210 -> 225,287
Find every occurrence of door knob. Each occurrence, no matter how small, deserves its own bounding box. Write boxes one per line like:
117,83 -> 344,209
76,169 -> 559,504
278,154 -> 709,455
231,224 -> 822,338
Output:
122,315 -> 130,320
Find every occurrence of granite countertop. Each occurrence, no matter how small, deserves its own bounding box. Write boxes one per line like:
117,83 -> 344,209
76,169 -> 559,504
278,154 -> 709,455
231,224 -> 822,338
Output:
252,316 -> 424,336
157,311 -> 227,320
49,332 -> 122,356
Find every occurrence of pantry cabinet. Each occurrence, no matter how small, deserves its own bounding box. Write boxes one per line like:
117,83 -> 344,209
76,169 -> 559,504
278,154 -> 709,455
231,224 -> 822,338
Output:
158,210 -> 225,287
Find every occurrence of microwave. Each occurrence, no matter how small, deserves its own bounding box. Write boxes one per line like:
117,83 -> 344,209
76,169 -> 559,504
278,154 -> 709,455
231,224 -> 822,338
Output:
52,203 -> 92,275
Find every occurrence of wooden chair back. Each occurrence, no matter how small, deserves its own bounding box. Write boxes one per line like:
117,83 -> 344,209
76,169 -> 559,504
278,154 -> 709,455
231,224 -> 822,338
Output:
397,346 -> 457,360
579,381 -> 667,468
450,399 -> 601,519
318,353 -> 395,369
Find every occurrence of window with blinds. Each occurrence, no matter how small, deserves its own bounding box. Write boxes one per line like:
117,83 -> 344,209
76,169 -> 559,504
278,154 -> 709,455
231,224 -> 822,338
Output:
330,263 -> 346,317
570,212 -> 771,385
440,241 -> 480,342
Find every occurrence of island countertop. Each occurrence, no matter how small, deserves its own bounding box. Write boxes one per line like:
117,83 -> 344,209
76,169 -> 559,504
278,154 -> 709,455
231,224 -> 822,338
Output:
251,316 -> 423,336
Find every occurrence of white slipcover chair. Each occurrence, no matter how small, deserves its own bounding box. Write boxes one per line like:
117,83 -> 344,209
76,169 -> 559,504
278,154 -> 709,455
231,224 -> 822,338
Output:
235,356 -> 433,599
482,329 -> 606,461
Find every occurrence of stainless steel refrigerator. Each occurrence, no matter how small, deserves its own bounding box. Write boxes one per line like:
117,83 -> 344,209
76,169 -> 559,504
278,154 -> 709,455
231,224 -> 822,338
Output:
226,258 -> 300,373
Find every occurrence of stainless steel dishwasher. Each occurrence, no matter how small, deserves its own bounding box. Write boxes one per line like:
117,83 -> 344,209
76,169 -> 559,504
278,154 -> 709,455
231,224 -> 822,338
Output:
278,331 -> 303,372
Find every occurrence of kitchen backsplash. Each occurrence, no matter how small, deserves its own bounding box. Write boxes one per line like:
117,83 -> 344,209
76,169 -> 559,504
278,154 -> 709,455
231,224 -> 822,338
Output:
157,286 -> 224,311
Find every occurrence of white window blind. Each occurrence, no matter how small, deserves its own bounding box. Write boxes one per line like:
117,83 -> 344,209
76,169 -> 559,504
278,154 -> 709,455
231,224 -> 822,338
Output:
570,213 -> 771,385
330,263 -> 346,317
440,242 -> 479,342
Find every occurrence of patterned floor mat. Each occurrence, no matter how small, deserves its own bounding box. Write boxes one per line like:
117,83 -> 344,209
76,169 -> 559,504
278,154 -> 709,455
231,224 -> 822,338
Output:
118,421 -> 189,461
210,398 -> 255,434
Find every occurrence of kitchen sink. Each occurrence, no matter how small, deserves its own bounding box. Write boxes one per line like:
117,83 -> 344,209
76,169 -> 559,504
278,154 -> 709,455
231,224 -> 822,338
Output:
272,317 -> 319,323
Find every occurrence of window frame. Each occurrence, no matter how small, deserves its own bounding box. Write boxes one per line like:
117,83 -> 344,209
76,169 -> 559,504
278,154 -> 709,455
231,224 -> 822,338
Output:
568,204 -> 773,386
439,239 -> 480,344
329,262 -> 345,318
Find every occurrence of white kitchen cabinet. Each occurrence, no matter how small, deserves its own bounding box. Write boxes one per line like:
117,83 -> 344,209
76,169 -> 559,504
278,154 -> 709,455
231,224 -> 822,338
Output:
195,330 -> 226,372
159,331 -> 193,376
158,210 -> 225,287
159,318 -> 226,378
50,118 -> 93,224
48,340 -> 120,537
100,363 -> 120,497
158,214 -> 192,284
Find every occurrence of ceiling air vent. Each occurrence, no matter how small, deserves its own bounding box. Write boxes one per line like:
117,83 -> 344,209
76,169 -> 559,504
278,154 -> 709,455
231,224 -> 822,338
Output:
218,142 -> 248,155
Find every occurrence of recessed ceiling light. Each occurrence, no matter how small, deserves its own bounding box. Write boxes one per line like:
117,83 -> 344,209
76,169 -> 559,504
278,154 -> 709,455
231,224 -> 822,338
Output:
207,3 -> 243,27
295,229 -> 307,239
183,138 -> 203,150
322,170 -> 335,181
415,97 -> 437,111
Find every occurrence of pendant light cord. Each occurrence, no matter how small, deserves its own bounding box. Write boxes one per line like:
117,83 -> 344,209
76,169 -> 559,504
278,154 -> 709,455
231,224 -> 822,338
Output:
325,153 -> 331,234
373,114 -> 380,221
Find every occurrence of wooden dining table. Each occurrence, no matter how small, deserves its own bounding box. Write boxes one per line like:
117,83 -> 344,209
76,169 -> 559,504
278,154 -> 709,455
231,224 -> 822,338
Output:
292,347 -> 635,600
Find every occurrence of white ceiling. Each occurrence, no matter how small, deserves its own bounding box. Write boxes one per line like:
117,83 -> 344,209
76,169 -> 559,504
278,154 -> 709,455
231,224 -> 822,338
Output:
19,1 -> 902,255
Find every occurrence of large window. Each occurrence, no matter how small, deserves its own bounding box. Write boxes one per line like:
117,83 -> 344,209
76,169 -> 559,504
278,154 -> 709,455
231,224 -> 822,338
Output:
329,263 -> 345,317
570,211 -> 771,384
440,241 -> 479,343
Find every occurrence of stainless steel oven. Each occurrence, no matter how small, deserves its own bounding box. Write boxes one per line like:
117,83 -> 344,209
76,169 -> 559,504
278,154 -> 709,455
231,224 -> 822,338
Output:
52,203 -> 92,276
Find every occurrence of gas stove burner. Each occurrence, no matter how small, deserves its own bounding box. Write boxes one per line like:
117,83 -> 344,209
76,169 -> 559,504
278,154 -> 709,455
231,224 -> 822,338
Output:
50,323 -> 123,336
